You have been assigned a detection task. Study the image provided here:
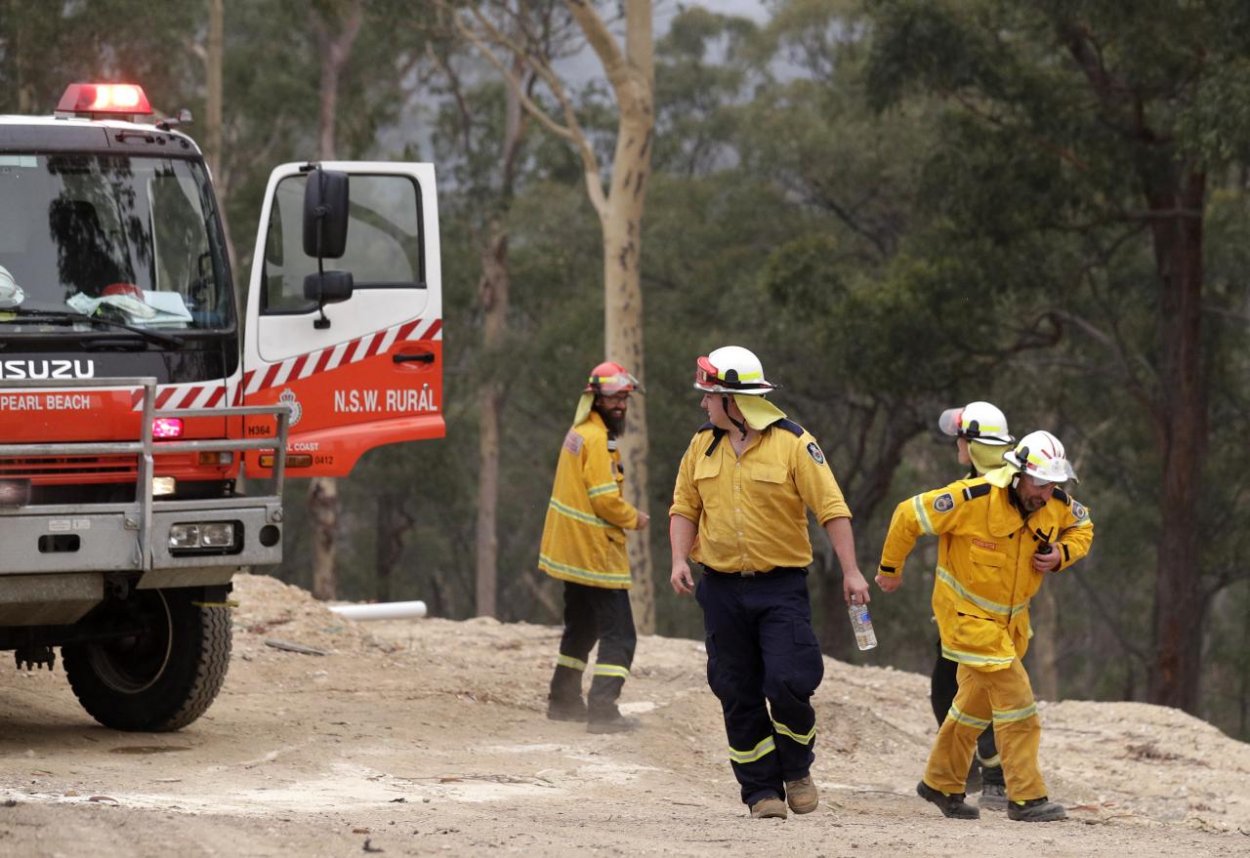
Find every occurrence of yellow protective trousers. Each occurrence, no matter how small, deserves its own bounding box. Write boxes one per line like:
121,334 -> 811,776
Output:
922,659 -> 1047,802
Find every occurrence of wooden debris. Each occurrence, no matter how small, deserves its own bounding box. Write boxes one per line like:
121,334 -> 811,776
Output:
264,639 -> 328,656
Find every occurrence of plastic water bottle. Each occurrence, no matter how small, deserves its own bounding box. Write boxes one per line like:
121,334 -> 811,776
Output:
847,600 -> 878,651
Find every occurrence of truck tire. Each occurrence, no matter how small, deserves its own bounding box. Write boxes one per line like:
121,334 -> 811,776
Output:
62,588 -> 232,732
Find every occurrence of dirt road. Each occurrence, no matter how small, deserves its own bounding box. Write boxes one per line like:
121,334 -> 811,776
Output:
2,574 -> 1248,857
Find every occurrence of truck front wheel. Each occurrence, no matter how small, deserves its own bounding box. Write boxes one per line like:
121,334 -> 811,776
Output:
63,587 -> 232,731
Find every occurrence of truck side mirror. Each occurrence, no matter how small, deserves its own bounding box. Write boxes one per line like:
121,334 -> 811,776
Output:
301,168 -> 350,328
302,169 -> 349,259
303,270 -> 354,305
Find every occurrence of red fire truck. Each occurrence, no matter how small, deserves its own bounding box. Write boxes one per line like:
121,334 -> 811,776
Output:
0,83 -> 444,730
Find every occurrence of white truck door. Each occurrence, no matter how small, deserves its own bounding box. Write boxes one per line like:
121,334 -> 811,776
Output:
241,162 -> 444,477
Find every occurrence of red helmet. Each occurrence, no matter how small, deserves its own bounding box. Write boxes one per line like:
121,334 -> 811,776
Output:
102,282 -> 145,301
584,361 -> 639,395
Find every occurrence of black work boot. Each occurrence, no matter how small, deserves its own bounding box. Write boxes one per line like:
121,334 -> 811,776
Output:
1007,797 -> 1067,822
586,707 -> 640,734
546,696 -> 587,722
916,781 -> 980,819
548,664 -> 585,721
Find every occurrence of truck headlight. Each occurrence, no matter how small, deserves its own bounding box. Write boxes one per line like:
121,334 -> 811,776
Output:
169,524 -> 201,548
200,522 -> 235,547
0,479 -> 31,507
169,521 -> 239,553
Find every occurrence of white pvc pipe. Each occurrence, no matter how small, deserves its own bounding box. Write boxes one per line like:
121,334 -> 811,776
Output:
328,600 -> 428,621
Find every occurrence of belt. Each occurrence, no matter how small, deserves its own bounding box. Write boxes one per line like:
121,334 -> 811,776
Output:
700,564 -> 807,578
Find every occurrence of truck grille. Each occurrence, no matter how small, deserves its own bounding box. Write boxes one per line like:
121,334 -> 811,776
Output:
0,456 -> 135,478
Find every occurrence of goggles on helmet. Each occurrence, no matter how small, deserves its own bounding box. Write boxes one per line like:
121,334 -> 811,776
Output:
938,403 -> 1011,445
694,355 -> 773,393
694,356 -> 721,388
586,367 -> 639,396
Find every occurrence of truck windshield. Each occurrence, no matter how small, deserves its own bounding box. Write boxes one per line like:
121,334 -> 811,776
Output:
0,153 -> 232,332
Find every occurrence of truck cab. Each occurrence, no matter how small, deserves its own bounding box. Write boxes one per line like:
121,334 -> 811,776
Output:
0,83 -> 444,730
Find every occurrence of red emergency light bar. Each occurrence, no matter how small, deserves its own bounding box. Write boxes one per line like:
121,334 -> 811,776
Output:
56,83 -> 153,117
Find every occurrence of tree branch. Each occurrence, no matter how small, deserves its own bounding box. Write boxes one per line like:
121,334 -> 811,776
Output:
452,3 -> 609,219
564,0 -> 626,81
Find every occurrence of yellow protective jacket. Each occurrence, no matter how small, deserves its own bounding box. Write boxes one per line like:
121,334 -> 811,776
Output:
669,419 -> 852,573
538,410 -> 640,589
877,477 -> 1093,671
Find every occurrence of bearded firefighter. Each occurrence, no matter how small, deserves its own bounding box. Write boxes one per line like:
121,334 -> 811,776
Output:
540,361 -> 650,733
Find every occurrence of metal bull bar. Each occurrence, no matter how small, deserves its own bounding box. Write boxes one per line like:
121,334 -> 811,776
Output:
0,377 -> 290,579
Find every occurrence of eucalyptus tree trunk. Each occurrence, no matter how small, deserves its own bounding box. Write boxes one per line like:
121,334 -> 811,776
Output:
448,0 -> 657,627
1062,22 -> 1211,712
308,476 -> 340,601
1144,170 -> 1208,712
204,0 -> 237,270
474,225 -> 508,618
308,0 -> 363,601
474,55 -> 527,619
567,0 -> 657,632
375,491 -> 413,602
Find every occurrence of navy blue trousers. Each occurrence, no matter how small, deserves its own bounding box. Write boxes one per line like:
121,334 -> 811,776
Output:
696,567 -> 824,806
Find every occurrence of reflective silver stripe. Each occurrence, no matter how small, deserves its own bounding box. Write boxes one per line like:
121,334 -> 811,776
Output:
539,554 -> 629,585
728,735 -> 776,764
940,643 -> 1016,668
592,663 -> 630,679
936,566 -> 1027,619
587,482 -> 618,498
977,751 -> 1002,768
948,704 -> 991,731
912,494 -> 935,535
772,719 -> 816,745
556,654 -> 587,671
992,703 -> 1038,724
548,498 -> 610,527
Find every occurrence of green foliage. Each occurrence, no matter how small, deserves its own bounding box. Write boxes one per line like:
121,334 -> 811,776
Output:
0,0 -> 200,114
864,0 -> 1250,730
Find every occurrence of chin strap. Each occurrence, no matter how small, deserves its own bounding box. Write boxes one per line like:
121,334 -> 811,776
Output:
1008,474 -> 1035,519
723,394 -> 748,440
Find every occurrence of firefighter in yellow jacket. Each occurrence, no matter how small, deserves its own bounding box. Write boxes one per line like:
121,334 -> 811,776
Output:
540,361 -> 650,733
876,430 -> 1093,823
669,346 -> 869,820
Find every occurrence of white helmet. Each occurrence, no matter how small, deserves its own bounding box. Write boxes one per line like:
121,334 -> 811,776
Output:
1004,430 -> 1078,484
693,346 -> 776,396
938,401 -> 1012,445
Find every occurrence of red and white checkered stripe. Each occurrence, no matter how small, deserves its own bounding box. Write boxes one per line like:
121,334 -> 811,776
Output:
130,316 -> 442,411
129,380 -> 231,411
